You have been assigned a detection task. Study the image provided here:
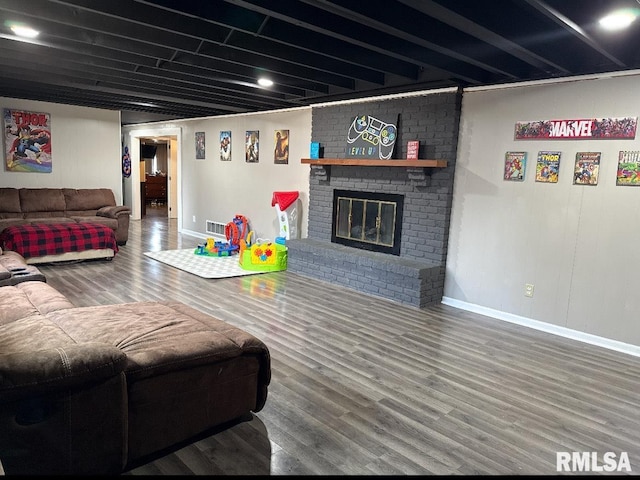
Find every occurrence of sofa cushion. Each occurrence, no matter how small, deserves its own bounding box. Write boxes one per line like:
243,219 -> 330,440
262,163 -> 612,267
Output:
16,282 -> 74,314
0,342 -> 126,401
22,213 -> 70,220
0,286 -> 40,325
20,217 -> 76,225
19,188 -> 66,213
45,301 -> 271,383
0,283 -> 74,326
69,216 -> 118,231
0,188 -> 21,213
63,188 -> 116,211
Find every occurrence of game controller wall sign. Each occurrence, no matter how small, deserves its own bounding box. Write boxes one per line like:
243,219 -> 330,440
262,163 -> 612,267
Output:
346,114 -> 399,160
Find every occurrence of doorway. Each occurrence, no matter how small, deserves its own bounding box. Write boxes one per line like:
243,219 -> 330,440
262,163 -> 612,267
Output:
140,137 -> 176,219
128,128 -> 181,224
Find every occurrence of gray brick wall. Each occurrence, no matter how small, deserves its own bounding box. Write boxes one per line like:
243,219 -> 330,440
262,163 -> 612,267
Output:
289,90 -> 461,307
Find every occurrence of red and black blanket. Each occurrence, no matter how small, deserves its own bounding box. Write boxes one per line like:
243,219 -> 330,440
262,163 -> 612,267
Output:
0,223 -> 118,259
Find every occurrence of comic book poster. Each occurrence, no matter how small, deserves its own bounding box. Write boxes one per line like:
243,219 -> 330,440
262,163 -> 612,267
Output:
515,117 -> 637,139
245,130 -> 259,163
573,152 -> 600,185
616,150 -> 640,186
535,151 -> 561,183
274,129 -> 289,164
4,108 -> 52,172
195,132 -> 205,159
220,131 -> 231,161
504,151 -> 527,181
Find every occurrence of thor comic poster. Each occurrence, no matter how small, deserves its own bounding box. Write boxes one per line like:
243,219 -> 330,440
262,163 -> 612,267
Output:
4,108 -> 52,173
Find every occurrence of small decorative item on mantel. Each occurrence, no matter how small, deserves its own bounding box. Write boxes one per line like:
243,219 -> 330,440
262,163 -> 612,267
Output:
310,141 -> 320,159
407,140 -> 419,160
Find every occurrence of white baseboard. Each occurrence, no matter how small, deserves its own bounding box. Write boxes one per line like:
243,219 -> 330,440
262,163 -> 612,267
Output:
179,228 -> 223,241
441,296 -> 640,359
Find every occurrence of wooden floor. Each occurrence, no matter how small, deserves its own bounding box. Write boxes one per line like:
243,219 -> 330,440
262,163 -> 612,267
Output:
36,215 -> 640,476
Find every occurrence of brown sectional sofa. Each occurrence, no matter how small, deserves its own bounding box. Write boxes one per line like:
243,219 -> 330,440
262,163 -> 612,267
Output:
0,248 -> 45,286
0,280 -> 271,475
0,187 -> 131,245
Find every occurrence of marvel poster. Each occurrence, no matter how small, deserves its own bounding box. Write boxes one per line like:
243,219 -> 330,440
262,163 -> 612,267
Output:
274,129 -> 289,164
504,151 -> 527,181
246,130 -> 259,163
220,131 -> 231,161
195,131 -> 205,159
573,152 -> 600,185
4,108 -> 52,172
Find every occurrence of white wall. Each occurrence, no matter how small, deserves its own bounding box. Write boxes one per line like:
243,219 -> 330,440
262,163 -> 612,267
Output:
0,97 -> 122,200
123,107 -> 311,241
445,73 -> 640,351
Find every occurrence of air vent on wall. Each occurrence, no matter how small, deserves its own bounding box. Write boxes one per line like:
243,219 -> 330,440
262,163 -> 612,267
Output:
206,220 -> 226,238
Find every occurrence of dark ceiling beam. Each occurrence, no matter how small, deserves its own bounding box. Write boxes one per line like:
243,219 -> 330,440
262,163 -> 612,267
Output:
0,75 -> 227,118
297,0 -> 522,81
139,0 -> 412,82
1,0 -> 356,94
0,44 -> 299,111
523,0 -> 627,67
0,0 -> 203,50
0,8 -> 331,96
0,60 -> 254,114
51,0 -> 385,87
223,0 -> 422,80
0,37 -> 303,106
398,0 -> 571,74
208,30 -> 386,86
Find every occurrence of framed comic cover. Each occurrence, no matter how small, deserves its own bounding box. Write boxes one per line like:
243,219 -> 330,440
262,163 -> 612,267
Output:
616,151 -> 640,186
274,129 -> 289,164
195,132 -> 205,159
535,151 -> 561,183
573,152 -> 600,185
246,130 -> 259,163
4,108 -> 52,172
220,131 -> 231,161
504,151 -> 527,181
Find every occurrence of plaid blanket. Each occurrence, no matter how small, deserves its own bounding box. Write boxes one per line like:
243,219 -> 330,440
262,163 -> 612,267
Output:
0,223 -> 118,259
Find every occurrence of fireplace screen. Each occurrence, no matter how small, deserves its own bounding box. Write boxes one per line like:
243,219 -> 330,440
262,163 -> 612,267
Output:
331,190 -> 404,255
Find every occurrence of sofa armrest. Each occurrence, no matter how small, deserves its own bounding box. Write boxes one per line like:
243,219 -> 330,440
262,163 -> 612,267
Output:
0,343 -> 126,402
97,205 -> 131,219
97,206 -> 131,245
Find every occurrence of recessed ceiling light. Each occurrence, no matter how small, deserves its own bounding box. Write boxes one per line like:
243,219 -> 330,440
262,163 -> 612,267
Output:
257,78 -> 274,87
599,9 -> 638,30
10,25 -> 39,38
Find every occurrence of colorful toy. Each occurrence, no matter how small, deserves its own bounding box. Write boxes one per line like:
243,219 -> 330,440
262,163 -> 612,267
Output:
195,214 -> 251,257
239,239 -> 288,272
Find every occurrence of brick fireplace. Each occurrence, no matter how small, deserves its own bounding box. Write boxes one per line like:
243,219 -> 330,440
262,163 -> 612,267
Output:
331,189 -> 404,256
287,89 -> 461,308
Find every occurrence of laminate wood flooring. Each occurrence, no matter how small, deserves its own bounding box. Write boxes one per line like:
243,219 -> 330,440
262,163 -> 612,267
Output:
36,216 -> 640,475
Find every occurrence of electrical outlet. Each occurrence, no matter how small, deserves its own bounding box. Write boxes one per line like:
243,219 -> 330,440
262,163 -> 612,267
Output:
192,215 -> 196,223
525,283 -> 534,297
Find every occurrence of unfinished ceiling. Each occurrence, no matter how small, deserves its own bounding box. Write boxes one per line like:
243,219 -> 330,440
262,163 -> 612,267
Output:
1,0 -> 639,125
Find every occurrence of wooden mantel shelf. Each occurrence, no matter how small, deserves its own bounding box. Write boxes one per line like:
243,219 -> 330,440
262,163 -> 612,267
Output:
301,158 -> 447,167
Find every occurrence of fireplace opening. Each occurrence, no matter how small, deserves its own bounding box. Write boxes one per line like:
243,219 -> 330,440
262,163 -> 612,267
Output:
331,189 -> 404,255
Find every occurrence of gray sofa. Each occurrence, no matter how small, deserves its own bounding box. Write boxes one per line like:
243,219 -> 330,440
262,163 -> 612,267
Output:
0,187 -> 131,245
0,279 -> 271,475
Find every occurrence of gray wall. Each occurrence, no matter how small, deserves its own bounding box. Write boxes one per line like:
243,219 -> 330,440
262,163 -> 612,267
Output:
445,73 -> 640,352
0,97 -> 122,200
123,108 -> 312,241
